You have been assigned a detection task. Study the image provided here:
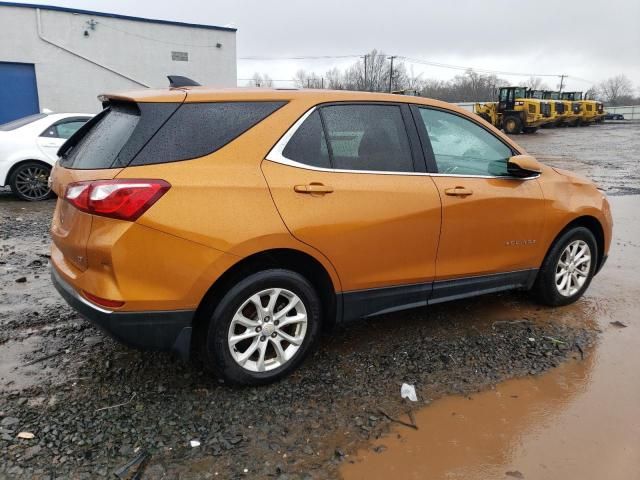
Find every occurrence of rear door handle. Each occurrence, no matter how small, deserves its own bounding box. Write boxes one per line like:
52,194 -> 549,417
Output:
294,183 -> 334,194
444,186 -> 473,197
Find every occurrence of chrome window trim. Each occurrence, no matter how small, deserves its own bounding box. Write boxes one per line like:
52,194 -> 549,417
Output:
265,106 -> 540,181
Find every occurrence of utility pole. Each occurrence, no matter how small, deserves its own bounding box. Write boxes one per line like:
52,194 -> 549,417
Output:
388,56 -> 396,93
558,74 -> 566,94
363,54 -> 368,91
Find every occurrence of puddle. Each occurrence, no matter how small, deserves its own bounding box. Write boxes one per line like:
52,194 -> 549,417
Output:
342,195 -> 640,480
0,336 -> 61,391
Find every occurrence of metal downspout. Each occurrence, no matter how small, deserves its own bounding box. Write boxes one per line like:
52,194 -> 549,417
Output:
35,8 -> 150,88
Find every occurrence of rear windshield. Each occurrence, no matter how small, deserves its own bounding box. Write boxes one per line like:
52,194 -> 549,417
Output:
59,101 -> 286,169
0,113 -> 47,131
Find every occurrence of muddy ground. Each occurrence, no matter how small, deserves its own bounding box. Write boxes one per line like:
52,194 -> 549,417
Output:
343,194 -> 640,480
0,123 -> 638,479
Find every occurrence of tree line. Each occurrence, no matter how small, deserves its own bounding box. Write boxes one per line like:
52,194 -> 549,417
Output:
247,50 -> 639,106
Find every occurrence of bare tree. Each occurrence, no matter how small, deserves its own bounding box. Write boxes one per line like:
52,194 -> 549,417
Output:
584,87 -> 598,100
251,72 -> 273,88
525,76 -> 549,91
293,69 -> 324,88
597,74 -> 634,106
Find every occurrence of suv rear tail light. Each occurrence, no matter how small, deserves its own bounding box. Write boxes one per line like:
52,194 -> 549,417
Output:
65,179 -> 170,221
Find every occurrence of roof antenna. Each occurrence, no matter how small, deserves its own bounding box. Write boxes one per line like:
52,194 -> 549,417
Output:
167,75 -> 201,88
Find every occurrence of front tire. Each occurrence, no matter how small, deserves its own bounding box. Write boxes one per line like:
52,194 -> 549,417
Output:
531,227 -> 597,307
9,161 -> 54,201
202,269 -> 321,385
503,115 -> 522,134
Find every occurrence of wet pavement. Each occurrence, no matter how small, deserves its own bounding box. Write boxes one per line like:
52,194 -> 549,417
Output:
514,122 -> 640,196
0,123 -> 638,479
342,126 -> 640,480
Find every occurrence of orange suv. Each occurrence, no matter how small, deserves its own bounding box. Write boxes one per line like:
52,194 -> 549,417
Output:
50,87 -> 612,385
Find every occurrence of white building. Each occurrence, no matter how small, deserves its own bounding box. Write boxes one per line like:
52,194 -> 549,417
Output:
0,2 -> 237,122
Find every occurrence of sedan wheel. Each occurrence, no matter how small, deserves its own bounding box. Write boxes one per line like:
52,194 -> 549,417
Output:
10,162 -> 53,201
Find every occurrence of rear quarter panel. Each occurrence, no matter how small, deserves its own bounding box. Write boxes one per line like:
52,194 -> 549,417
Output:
116,98 -> 342,294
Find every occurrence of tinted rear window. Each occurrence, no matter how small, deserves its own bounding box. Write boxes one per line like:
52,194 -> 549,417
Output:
60,103 -> 142,169
130,101 -> 286,166
60,101 -> 285,169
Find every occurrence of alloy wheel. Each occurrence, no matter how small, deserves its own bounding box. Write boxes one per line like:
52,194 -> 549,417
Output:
228,288 -> 308,372
14,165 -> 51,200
555,240 -> 591,297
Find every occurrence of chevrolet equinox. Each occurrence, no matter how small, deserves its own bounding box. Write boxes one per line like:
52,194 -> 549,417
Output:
50,87 -> 612,385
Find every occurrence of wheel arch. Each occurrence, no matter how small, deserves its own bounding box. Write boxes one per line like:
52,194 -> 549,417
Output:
192,248 -> 339,355
5,158 -> 53,186
544,215 -> 606,274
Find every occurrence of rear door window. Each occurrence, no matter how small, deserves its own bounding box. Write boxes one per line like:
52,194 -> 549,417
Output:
41,118 -> 90,139
320,104 -> 414,172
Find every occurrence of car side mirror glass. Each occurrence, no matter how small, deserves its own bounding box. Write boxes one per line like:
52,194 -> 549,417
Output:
507,154 -> 542,178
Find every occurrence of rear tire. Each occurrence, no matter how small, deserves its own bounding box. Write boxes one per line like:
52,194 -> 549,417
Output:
531,227 -> 598,307
201,269 -> 321,385
503,115 -> 522,134
9,161 -> 54,201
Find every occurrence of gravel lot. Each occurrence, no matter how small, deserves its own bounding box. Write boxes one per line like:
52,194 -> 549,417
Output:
1,123 -> 635,479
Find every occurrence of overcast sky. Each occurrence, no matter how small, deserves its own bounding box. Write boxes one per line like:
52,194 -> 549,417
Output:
22,0 -> 640,92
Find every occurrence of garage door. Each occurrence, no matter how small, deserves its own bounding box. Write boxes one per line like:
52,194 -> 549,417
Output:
0,62 -> 40,124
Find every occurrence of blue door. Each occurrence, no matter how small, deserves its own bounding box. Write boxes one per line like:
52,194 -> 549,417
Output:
0,62 -> 40,124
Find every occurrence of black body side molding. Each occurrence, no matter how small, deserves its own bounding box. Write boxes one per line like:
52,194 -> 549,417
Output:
339,269 -> 538,323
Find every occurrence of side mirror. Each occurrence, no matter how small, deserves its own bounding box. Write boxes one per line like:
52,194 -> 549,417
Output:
508,154 -> 542,178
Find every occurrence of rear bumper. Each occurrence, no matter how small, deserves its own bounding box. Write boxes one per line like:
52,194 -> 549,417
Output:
51,267 -> 194,359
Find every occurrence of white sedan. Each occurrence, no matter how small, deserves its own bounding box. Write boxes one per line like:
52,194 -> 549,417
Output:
0,112 -> 93,201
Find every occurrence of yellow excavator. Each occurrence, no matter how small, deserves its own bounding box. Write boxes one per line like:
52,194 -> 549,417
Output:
475,86 -> 550,134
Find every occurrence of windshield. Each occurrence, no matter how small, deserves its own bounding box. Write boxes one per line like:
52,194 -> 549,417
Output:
514,87 -> 527,98
0,113 -> 47,131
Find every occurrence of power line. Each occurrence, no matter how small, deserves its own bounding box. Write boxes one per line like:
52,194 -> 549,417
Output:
567,75 -> 596,84
401,56 -> 563,78
238,54 -> 362,61
238,53 -> 570,79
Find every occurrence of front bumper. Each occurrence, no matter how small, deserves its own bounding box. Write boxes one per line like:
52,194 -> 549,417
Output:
52,267 -> 194,359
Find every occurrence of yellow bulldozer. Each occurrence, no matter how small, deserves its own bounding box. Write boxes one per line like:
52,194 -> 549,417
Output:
475,86 -> 551,134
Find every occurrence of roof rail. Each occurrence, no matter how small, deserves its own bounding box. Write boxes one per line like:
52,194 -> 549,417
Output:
167,75 -> 201,88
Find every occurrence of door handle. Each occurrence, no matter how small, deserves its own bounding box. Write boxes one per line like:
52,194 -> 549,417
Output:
294,183 -> 334,194
444,186 -> 473,197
